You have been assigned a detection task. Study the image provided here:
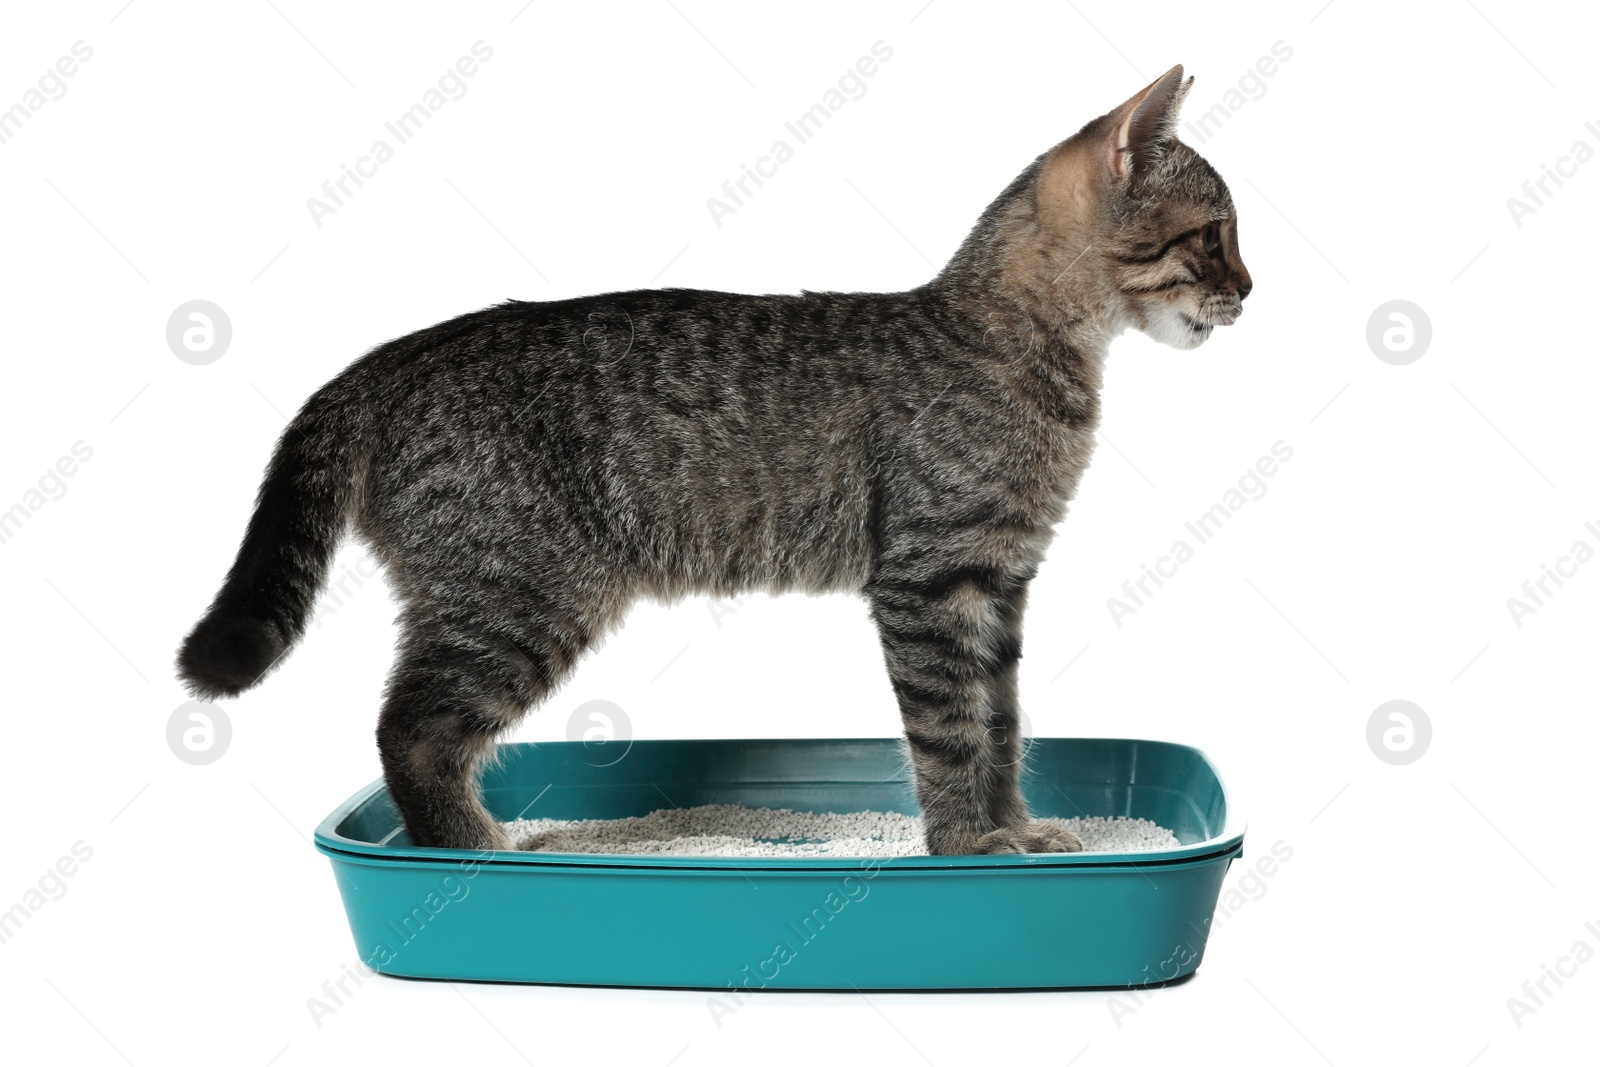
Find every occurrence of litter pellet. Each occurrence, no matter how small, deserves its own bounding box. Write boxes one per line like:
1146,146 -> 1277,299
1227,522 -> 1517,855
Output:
504,804 -> 1181,857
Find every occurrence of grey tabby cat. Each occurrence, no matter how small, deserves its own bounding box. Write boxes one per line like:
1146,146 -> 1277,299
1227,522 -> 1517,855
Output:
177,65 -> 1250,855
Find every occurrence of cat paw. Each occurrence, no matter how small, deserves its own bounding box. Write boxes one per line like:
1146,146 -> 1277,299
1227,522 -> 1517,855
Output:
970,819 -> 1084,855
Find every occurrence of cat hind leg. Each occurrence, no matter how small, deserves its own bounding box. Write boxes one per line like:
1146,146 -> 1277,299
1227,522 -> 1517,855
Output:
375,609 -> 592,851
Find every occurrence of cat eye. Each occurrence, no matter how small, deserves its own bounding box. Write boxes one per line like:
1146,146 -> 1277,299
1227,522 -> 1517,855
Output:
1202,223 -> 1222,257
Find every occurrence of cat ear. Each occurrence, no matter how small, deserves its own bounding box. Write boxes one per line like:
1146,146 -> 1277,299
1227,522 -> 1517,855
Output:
1109,65 -> 1193,180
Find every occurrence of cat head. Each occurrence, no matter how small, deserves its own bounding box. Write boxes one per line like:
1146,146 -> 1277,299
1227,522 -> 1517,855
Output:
1030,65 -> 1252,350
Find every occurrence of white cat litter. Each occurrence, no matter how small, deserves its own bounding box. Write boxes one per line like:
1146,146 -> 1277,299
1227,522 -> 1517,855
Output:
505,804 -> 1180,857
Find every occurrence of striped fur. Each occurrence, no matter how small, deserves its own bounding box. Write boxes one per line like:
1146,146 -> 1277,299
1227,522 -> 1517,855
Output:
176,65 -> 1250,854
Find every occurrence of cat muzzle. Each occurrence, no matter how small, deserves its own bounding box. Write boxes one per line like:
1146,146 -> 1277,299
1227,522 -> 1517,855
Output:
1196,300 -> 1243,327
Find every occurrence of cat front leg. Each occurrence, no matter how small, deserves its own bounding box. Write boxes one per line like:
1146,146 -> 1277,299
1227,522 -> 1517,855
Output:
867,564 -> 1082,856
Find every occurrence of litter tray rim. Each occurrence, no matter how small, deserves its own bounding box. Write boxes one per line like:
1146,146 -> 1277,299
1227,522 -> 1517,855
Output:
313,736 -> 1246,872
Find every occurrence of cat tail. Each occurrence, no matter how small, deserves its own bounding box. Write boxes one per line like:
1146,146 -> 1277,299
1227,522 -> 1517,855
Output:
175,380 -> 369,700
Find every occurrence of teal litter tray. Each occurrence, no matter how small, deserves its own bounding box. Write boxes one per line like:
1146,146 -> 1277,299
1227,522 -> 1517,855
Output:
314,738 -> 1245,991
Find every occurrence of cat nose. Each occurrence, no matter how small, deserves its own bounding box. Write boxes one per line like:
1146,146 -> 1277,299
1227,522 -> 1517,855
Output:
1234,263 -> 1253,301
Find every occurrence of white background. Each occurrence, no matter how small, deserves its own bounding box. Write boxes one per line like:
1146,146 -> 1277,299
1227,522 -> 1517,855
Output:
2,1 -> 1596,1063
